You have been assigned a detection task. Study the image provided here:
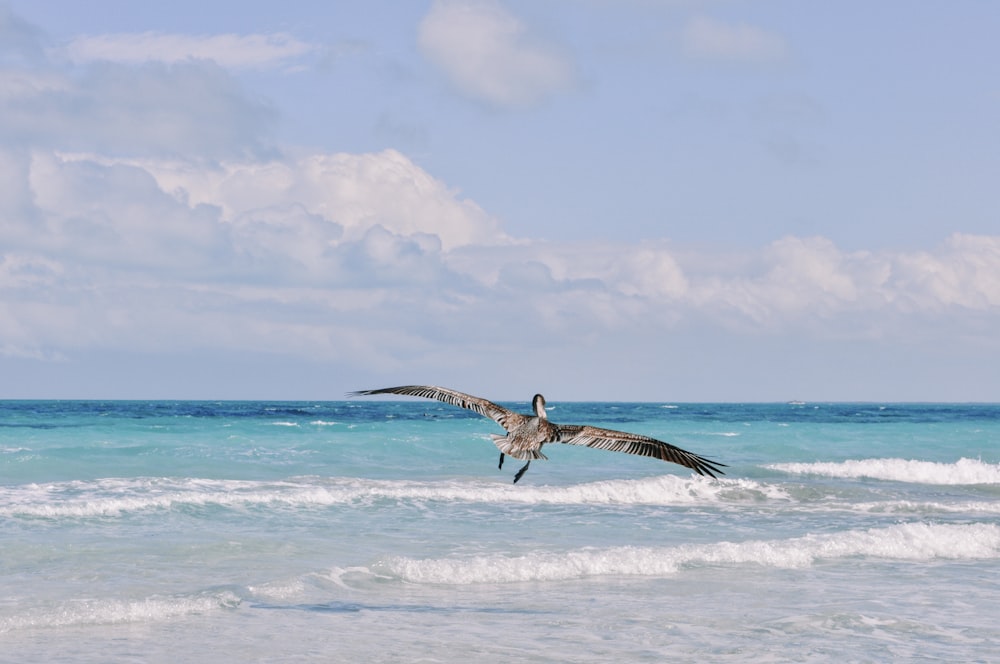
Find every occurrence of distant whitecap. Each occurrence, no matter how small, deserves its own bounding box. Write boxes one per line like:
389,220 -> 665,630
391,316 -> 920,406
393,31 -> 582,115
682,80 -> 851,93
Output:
768,458 -> 1000,485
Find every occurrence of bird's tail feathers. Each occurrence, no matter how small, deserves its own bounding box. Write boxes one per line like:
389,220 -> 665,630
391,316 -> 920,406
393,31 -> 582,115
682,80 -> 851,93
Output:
490,434 -> 548,460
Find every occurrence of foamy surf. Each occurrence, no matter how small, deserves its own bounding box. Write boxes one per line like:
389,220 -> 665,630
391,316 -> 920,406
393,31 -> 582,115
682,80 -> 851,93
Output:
10,473 -> 999,521
0,591 -> 241,633
0,474 -> 789,519
0,477 -> 373,518
769,458 -> 1000,484
378,522 -> 1000,584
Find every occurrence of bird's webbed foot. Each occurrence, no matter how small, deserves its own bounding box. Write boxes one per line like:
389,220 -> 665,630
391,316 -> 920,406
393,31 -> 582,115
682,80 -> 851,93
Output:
498,452 -> 505,469
513,460 -> 531,484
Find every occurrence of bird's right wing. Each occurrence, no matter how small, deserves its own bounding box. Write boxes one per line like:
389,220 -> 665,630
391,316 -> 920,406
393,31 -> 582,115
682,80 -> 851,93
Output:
348,385 -> 526,432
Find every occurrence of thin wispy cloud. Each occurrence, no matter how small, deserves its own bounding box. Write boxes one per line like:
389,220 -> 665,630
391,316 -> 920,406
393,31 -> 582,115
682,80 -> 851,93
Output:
0,62 -> 276,158
681,16 -> 789,64
63,31 -> 316,69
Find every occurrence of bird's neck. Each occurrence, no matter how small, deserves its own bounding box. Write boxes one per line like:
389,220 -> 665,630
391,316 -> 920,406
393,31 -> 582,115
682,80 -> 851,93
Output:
533,396 -> 547,419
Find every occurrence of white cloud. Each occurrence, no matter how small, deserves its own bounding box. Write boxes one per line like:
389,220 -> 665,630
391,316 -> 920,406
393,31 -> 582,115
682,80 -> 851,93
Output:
2,7 -> 997,395
63,32 -> 316,69
3,137 -> 999,368
889,234 -> 1000,312
81,149 -> 509,251
26,152 -> 231,274
681,16 -> 788,64
449,234 -> 1000,336
0,146 -> 510,360
418,0 -> 575,107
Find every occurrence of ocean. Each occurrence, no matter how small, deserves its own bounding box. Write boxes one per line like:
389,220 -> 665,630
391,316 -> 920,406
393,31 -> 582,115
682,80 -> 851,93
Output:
2,400 -> 999,662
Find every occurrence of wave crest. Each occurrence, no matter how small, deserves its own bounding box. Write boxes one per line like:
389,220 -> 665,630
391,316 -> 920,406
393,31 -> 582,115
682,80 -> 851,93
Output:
768,458 -> 1000,484
0,591 -> 240,632
1,475 -> 783,519
378,522 -> 1000,584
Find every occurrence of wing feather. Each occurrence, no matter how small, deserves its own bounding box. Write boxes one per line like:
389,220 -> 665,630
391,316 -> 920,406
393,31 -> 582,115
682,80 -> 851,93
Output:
348,385 -> 524,432
556,424 -> 726,478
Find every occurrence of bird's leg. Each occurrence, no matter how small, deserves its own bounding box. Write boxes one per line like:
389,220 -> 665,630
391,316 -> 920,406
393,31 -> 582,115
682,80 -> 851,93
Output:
498,452 -> 505,469
513,460 -> 531,484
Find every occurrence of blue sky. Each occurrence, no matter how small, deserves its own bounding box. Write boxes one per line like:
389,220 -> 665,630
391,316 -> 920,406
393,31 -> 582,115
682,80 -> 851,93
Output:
1,1 -> 998,401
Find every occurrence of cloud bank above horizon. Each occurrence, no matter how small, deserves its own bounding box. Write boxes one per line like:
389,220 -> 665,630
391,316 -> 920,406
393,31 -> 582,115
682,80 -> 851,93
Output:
1,2 -> 998,400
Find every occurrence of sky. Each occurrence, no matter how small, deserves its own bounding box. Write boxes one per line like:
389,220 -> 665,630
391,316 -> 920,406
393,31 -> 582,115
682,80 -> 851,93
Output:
1,0 -> 998,401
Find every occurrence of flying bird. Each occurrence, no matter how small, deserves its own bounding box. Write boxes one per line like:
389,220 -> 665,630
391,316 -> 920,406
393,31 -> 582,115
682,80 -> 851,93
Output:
349,385 -> 726,483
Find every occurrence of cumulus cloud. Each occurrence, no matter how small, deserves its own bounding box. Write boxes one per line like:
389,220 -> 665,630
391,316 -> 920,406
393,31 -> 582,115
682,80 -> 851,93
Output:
681,16 -> 788,64
25,152 -> 231,274
63,32 -> 316,69
418,0 -> 575,107
80,149 -> 509,251
447,235 -> 1000,338
889,234 -> 1000,312
3,142 -> 1000,365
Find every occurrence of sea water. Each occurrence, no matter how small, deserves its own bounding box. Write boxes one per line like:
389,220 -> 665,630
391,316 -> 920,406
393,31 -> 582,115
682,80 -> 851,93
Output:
2,400 -> 998,662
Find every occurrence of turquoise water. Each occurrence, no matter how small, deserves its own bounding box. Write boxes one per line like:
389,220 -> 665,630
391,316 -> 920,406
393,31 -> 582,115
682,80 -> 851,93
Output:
2,400 -> 999,662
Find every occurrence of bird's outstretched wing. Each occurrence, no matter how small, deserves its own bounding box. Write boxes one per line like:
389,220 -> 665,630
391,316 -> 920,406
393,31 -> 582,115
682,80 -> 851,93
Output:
349,385 -> 526,432
555,424 -> 726,478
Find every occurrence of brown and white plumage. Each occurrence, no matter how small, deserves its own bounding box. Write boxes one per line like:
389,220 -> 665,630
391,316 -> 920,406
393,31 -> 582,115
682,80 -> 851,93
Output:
349,385 -> 726,483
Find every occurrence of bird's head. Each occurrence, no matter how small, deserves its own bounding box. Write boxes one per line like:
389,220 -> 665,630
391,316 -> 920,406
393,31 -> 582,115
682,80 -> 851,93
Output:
532,393 -> 547,419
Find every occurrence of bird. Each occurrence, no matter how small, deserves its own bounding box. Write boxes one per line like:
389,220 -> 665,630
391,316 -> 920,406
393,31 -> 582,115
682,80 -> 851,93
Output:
348,385 -> 726,484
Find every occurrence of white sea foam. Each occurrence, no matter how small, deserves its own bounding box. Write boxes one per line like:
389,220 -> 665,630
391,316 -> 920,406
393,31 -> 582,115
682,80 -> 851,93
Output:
851,500 -> 1000,515
379,522 -> 1000,584
365,475 -> 789,507
245,578 -> 307,602
0,475 -> 787,518
769,458 -> 1000,484
0,591 -> 240,632
9,471 -> 1000,520
0,478 -> 350,518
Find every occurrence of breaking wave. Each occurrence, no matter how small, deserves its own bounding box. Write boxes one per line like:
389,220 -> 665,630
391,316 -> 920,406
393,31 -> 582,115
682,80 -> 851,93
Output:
0,475 -> 786,519
768,458 -> 1000,484
0,591 -> 241,632
378,522 -> 1000,584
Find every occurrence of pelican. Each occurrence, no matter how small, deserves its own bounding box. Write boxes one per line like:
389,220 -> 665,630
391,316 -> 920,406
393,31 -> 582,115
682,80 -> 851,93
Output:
349,385 -> 726,483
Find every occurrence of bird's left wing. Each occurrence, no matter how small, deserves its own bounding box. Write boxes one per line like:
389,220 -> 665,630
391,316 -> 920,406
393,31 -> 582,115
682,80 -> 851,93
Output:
348,385 -> 525,432
556,424 -> 726,478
